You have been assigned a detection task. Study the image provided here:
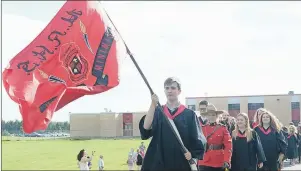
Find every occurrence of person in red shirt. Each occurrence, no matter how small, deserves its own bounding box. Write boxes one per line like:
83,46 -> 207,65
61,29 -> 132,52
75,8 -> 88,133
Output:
198,104 -> 232,171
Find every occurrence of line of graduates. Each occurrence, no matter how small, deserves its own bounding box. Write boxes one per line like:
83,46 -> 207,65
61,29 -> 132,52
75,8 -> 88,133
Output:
281,123 -> 301,166
136,77 -> 299,171
198,100 -> 289,171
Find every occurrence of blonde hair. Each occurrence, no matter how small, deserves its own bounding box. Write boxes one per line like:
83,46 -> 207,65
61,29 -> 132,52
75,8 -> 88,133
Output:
259,110 -> 281,132
253,108 -> 268,123
232,113 -> 253,142
289,125 -> 297,134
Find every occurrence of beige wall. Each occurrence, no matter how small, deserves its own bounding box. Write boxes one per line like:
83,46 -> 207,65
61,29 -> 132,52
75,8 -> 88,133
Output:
70,112 -> 146,138
115,114 -> 123,137
186,94 -> 301,126
99,114 -> 119,137
133,112 -> 146,137
70,113 -> 120,138
263,95 -> 292,126
70,114 -> 101,137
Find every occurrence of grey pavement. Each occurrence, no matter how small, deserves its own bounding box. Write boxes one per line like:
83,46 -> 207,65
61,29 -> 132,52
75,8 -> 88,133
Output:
283,160 -> 301,170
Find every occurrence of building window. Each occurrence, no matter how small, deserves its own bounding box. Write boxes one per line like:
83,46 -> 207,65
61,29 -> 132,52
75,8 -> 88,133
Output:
228,104 -> 240,110
188,105 -> 196,111
248,103 -> 264,110
291,102 -> 300,109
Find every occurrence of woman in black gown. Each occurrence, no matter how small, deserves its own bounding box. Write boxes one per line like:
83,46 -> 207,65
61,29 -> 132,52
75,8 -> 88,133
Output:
231,113 -> 266,171
254,110 -> 287,171
286,125 -> 298,165
297,125 -> 301,163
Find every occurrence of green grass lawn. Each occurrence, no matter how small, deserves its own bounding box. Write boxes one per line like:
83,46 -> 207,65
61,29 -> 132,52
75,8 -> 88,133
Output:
2,137 -> 150,170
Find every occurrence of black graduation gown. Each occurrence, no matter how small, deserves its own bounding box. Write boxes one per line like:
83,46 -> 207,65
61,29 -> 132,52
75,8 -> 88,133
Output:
229,123 -> 235,136
231,130 -> 266,171
282,131 -> 288,144
199,116 -> 208,126
136,153 -> 143,166
297,134 -> 301,157
139,106 -> 206,171
281,131 -> 288,157
254,126 -> 287,171
281,130 -> 288,160
286,134 -> 298,159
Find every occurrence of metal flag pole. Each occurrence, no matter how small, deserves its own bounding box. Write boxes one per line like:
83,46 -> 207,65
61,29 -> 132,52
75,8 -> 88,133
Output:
100,4 -> 198,170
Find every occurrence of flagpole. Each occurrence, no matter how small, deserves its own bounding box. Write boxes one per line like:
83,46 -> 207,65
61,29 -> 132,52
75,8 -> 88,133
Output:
101,5 -> 197,167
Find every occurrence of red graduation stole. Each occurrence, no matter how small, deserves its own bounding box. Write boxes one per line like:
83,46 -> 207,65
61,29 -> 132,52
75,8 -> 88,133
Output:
259,126 -> 272,135
237,131 -> 246,138
163,104 -> 186,120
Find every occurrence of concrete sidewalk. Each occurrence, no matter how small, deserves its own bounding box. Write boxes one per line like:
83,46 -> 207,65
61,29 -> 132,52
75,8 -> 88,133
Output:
283,164 -> 301,170
282,160 -> 301,170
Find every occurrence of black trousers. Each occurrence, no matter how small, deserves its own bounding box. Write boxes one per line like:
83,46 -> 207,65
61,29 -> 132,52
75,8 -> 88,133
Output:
198,166 -> 223,171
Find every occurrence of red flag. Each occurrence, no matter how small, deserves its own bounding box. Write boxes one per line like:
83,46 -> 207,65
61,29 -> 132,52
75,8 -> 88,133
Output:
2,1 -> 124,133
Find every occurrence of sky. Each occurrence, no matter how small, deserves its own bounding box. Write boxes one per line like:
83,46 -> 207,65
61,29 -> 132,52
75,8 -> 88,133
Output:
2,1 -> 301,122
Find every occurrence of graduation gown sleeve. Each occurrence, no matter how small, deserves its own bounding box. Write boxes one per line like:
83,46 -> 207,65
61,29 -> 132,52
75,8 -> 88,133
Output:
276,131 -> 288,155
187,112 -> 207,160
253,130 -> 266,163
139,115 -> 152,140
139,107 -> 159,140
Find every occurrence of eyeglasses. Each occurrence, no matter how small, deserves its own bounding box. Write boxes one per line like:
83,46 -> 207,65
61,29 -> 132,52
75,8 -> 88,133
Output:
200,108 -> 207,112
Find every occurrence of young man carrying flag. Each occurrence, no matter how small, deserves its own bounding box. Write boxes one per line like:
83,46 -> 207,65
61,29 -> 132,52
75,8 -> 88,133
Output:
139,77 -> 207,171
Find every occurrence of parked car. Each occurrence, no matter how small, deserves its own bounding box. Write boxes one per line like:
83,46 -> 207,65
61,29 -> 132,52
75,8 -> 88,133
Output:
24,132 -> 42,137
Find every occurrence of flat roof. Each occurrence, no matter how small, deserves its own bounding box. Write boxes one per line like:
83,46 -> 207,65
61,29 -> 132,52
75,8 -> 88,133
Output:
186,93 -> 301,99
69,111 -> 147,115
69,113 -> 115,115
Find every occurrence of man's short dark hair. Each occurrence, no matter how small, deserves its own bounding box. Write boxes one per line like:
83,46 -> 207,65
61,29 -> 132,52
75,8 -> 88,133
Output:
199,100 -> 209,107
164,77 -> 181,90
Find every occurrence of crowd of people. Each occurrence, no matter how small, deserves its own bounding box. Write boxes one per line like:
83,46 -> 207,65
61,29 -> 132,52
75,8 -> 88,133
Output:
138,77 -> 301,171
76,77 -> 301,171
76,142 -> 147,171
197,100 -> 301,171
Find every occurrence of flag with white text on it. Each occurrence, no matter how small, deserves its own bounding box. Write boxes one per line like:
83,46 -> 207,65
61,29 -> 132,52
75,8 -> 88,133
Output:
2,0 -> 126,133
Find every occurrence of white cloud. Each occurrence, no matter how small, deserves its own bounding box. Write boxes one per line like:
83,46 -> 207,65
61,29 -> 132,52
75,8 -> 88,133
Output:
2,1 -> 301,122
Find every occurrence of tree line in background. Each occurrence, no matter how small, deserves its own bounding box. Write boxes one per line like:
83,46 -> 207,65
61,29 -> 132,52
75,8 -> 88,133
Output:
1,120 -> 70,135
